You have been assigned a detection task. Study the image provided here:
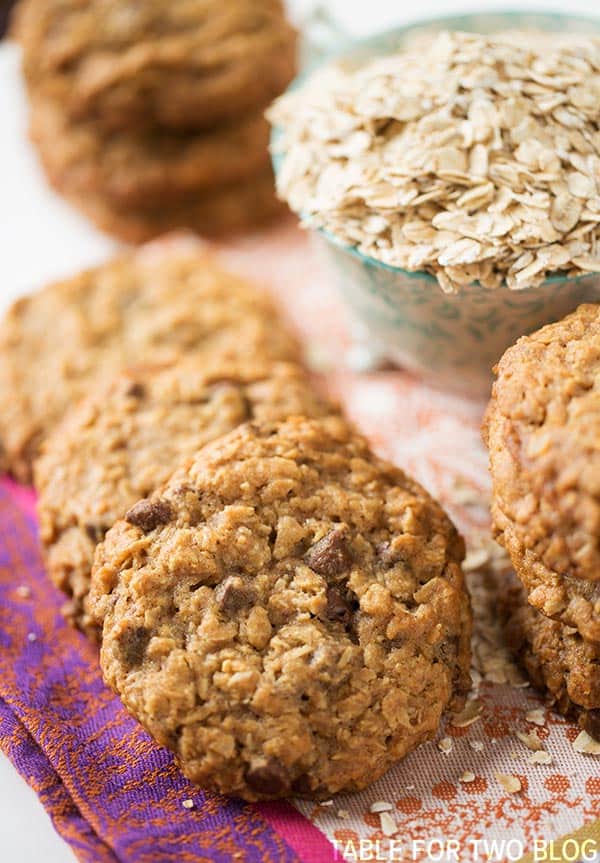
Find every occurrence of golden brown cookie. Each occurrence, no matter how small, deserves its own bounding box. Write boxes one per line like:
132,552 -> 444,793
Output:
89,415 -> 471,800
0,251 -> 300,483
36,358 -> 332,636
29,97 -> 272,208
502,577 -> 600,740
17,0 -> 297,131
55,166 -> 286,243
484,304 -> 600,643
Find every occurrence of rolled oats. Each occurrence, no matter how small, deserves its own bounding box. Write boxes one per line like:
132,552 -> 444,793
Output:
270,30 -> 600,291
573,730 -> 600,755
516,730 -> 544,752
525,708 -> 546,727
495,772 -> 522,794
379,811 -> 398,837
369,801 -> 394,813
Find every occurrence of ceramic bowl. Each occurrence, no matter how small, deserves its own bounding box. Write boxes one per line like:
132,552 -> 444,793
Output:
272,11 -> 600,398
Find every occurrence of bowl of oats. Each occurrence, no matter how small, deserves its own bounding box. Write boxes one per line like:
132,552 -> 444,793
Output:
270,13 -> 600,397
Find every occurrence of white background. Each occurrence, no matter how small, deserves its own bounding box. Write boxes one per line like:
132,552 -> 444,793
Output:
2,0 -> 600,860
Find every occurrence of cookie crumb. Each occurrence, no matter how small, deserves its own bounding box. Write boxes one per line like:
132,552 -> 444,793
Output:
469,741 -> 484,752
528,750 -> 553,765
460,770 -> 475,783
516,730 -> 544,751
525,708 -> 545,727
27,632 -> 37,642
573,730 -> 600,755
438,737 -> 453,754
495,773 -> 521,793
451,699 -> 483,727
337,809 -> 349,819
181,799 -> 194,809
16,585 -> 31,599
320,799 -> 334,807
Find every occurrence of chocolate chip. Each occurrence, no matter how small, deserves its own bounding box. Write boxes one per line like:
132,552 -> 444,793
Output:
125,499 -> 171,532
246,759 -> 290,796
325,585 -> 353,625
125,381 -> 145,399
376,541 -> 408,569
290,773 -> 313,795
118,626 -> 151,669
214,576 -> 256,615
583,709 -> 600,741
85,523 -> 104,543
305,527 -> 353,576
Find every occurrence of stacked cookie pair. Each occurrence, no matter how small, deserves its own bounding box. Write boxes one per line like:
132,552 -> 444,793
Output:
485,305 -> 600,740
0,250 -> 472,800
13,0 -> 297,241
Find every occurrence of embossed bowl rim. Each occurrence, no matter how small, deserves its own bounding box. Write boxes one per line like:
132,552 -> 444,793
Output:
271,10 -> 600,291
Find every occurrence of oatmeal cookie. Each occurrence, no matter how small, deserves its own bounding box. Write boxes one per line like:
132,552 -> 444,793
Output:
36,359 -> 331,635
502,577 -> 600,740
17,0 -> 297,131
89,415 -> 471,800
0,251 -> 300,483
57,166 -> 285,243
484,305 -> 600,642
29,98 -> 271,209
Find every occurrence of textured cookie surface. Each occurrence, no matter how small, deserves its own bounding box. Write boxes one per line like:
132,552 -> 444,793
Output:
484,304 -> 600,642
89,416 -> 471,800
30,97 -> 272,208
502,577 -> 600,740
17,0 -> 297,131
0,251 -> 299,483
60,166 -> 285,243
36,359 -> 331,634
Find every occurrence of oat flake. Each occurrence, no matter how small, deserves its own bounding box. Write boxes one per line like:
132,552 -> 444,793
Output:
573,730 -> 600,755
495,773 -> 522,793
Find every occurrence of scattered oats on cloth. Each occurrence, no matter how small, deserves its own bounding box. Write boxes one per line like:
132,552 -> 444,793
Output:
269,30 -> 600,292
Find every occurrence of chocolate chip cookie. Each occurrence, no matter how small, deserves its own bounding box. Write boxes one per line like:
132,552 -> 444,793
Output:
484,304 -> 600,643
36,359 -> 331,635
17,0 -> 297,131
502,576 -> 600,740
89,415 -> 471,800
30,97 -> 272,208
0,251 -> 300,483
61,166 -> 286,243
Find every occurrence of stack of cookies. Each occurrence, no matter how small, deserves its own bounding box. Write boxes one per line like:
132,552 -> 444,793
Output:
485,304 -> 600,741
13,0 -> 297,241
0,249 -> 472,800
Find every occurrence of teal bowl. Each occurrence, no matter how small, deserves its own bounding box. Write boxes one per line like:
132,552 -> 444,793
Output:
272,12 -> 600,398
